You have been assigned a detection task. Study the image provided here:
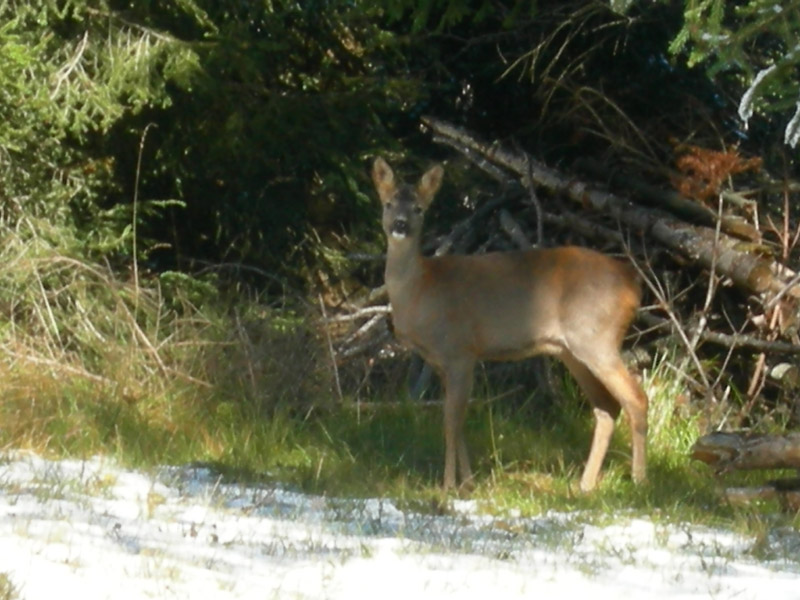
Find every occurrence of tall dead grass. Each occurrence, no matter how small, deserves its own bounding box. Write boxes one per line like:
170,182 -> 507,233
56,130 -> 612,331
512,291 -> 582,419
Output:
0,218 -> 332,458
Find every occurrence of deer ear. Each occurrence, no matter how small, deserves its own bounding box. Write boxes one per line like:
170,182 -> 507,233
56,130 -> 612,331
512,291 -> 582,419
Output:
372,157 -> 396,204
417,164 -> 444,209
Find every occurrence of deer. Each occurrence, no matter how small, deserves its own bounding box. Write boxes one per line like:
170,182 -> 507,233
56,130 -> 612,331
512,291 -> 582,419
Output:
372,156 -> 649,493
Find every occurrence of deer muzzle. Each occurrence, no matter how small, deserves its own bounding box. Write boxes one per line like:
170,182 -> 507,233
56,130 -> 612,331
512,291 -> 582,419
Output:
390,218 -> 410,239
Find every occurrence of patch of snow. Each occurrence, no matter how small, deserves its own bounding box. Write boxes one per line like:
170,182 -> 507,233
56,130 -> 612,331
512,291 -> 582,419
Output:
738,64 -> 777,126
785,100 -> 800,147
0,451 -> 798,599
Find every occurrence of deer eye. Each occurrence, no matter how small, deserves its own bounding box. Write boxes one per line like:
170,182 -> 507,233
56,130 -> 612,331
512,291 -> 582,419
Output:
413,205 -> 423,215
384,201 -> 393,210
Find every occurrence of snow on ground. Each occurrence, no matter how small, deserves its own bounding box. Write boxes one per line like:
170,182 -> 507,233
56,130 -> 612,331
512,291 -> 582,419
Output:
0,451 -> 798,600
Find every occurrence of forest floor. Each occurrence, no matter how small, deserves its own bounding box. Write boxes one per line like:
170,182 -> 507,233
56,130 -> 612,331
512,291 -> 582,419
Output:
1,451 -> 799,599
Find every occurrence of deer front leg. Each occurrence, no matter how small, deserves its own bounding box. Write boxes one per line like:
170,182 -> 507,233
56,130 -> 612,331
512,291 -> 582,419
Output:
442,359 -> 475,490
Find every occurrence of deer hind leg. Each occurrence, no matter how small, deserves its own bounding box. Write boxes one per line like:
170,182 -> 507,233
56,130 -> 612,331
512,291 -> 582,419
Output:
561,354 -> 621,492
441,359 -> 475,490
567,352 -> 649,489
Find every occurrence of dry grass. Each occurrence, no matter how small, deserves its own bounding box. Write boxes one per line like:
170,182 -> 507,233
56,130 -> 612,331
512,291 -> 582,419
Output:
0,573 -> 19,600
0,217 -> 332,464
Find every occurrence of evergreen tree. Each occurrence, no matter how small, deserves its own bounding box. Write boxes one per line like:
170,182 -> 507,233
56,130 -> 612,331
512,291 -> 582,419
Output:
668,0 -> 800,147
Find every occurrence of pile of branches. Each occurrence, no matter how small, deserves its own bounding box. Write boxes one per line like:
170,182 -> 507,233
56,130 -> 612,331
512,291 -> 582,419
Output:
324,117 -> 800,424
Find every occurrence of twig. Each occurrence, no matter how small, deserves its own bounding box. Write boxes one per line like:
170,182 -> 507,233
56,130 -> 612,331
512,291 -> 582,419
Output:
764,270 -> 800,310
745,305 -> 783,413
525,154 -> 544,247
319,294 -> 343,403
324,305 -> 391,324
639,312 -> 800,354
132,123 -> 156,311
32,264 -> 63,351
6,350 -> 114,387
163,367 -> 213,389
339,314 -> 386,349
689,192 -> 724,352
746,353 -> 767,399
234,310 -> 258,393
115,293 -> 168,376
711,308 -> 749,391
629,249 -> 713,393
338,329 -> 392,360
498,209 -> 532,250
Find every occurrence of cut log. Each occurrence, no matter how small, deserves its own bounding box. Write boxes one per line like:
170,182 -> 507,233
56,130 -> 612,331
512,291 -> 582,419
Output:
691,431 -> 800,472
692,431 -> 800,511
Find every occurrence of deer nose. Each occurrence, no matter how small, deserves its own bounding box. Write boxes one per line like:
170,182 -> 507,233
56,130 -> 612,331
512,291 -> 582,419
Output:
390,218 -> 410,239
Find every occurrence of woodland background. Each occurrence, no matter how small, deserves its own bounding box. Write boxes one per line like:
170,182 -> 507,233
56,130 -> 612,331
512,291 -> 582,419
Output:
2,0 -> 800,492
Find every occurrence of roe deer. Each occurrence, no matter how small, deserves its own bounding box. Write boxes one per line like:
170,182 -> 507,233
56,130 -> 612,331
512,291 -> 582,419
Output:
372,157 -> 649,492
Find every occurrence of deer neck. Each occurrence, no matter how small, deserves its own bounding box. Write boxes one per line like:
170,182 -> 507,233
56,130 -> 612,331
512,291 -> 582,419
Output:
384,238 -> 425,307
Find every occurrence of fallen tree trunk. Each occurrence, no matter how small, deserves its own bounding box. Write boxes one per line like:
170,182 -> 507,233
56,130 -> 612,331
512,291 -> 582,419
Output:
574,157 -> 761,242
692,431 -> 800,472
692,431 -> 800,511
423,115 -> 799,304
